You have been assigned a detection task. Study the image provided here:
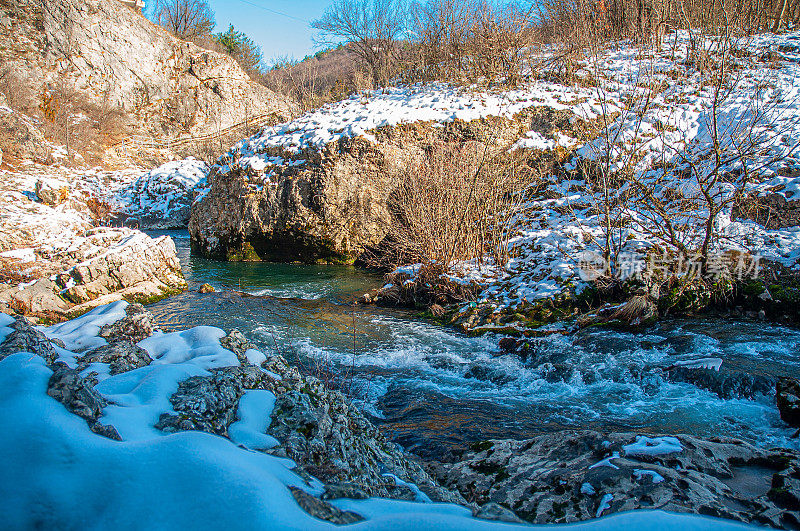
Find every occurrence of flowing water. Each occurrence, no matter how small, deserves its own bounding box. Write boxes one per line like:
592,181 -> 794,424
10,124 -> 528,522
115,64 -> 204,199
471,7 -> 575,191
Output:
147,230 -> 800,458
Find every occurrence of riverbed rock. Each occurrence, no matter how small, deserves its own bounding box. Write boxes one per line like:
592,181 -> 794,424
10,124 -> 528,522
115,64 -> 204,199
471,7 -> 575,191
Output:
198,283 -> 215,294
1,228 -> 187,321
667,366 -> 775,400
47,363 -> 121,440
99,303 -> 153,344
288,486 -> 364,524
777,377 -> 800,428
430,431 -> 800,527
219,329 -> 254,365
0,316 -> 59,363
79,341 -> 151,375
155,370 -> 245,436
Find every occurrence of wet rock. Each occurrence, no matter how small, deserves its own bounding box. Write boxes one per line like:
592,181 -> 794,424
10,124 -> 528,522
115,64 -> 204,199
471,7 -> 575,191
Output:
0,316 -> 58,363
431,430 -> 800,526
99,304 -> 153,344
668,366 -> 774,400
777,377 -> 800,427
79,340 -> 151,375
263,364 -> 466,505
155,371 -> 245,436
474,502 -> 525,524
463,365 -> 515,385
47,363 -> 120,440
288,487 -> 363,524
198,283 -> 215,293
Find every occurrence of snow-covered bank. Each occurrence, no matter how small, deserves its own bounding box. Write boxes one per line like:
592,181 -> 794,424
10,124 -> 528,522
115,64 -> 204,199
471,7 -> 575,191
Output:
0,164 -> 186,319
0,303 -> 766,529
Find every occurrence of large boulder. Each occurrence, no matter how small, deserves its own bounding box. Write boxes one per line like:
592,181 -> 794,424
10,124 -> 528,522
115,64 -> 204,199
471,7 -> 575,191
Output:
189,111 -> 542,264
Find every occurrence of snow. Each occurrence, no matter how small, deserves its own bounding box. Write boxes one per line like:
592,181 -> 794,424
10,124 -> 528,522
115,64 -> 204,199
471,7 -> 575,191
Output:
581,483 -> 597,495
138,326 -> 239,369
228,390 -> 280,451
244,348 -> 268,365
0,312 -> 14,343
40,300 -> 129,351
112,158 -> 209,223
634,469 -> 666,484
0,306 -> 762,530
596,494 -> 614,517
0,247 -> 35,262
589,451 -> 620,469
623,436 -> 683,457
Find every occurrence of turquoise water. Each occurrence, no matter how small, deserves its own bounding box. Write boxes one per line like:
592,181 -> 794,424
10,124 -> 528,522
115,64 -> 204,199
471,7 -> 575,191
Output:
147,231 -> 800,458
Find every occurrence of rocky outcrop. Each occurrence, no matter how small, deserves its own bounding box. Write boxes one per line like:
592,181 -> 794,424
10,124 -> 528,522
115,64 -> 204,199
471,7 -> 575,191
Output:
155,371 -> 245,436
47,363 -> 121,439
190,113 -> 539,263
99,303 -> 154,344
430,431 -> 800,528
777,377 -> 800,428
0,229 -> 186,319
0,0 -> 296,141
0,316 -> 60,363
0,107 -> 52,164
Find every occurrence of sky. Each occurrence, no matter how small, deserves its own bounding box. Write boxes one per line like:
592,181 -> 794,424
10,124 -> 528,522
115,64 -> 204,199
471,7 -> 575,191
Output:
205,0 -> 331,64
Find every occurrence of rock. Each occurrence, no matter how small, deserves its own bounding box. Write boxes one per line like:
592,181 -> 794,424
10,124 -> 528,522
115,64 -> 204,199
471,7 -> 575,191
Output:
0,316 -> 58,363
667,366 -> 774,400
155,371 -> 245,436
198,283 -> 215,294
47,364 -> 107,420
0,229 -> 187,320
99,303 -> 153,344
321,482 -> 369,501
79,340 -> 151,375
8,278 -> 71,315
46,363 -> 120,440
0,0 -> 296,144
219,328 -> 254,365
0,107 -> 51,163
474,502 -> 525,524
189,114 -> 536,264
430,430 -> 800,527
288,487 -> 363,524
35,180 -> 69,206
777,377 -> 800,427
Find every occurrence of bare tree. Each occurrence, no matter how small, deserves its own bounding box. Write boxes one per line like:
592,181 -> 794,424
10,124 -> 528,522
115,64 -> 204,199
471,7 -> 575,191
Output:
152,0 -> 215,40
312,0 -> 406,88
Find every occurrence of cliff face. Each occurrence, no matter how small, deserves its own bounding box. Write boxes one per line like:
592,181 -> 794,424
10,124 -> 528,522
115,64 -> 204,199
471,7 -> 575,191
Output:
0,0 -> 297,139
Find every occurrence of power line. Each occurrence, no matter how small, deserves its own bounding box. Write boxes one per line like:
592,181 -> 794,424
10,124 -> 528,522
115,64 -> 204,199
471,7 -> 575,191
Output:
232,0 -> 311,24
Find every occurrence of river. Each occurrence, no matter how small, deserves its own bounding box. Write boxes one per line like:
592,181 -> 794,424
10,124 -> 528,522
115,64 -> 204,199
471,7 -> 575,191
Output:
146,230 -> 800,459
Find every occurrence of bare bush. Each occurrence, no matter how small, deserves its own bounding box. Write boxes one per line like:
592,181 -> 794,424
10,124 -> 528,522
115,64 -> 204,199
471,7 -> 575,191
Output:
369,138 -> 536,272
152,0 -> 215,40
312,0 -> 406,88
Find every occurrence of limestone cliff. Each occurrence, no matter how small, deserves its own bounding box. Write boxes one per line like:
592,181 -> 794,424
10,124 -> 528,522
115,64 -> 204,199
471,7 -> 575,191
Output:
0,0 -> 297,140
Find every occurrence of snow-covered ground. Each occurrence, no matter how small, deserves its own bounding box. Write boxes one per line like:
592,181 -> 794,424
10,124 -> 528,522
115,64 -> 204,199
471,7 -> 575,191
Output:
448,30 -> 800,310
0,304 -> 757,530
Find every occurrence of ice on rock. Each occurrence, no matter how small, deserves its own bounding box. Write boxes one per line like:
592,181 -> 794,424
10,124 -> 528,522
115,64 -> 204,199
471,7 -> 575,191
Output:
624,436 -> 683,457
589,451 -> 620,470
596,494 -> 614,517
634,469 -> 666,484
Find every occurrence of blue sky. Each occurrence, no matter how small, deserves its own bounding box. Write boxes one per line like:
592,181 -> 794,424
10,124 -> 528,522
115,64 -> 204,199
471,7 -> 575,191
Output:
206,0 -> 330,64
